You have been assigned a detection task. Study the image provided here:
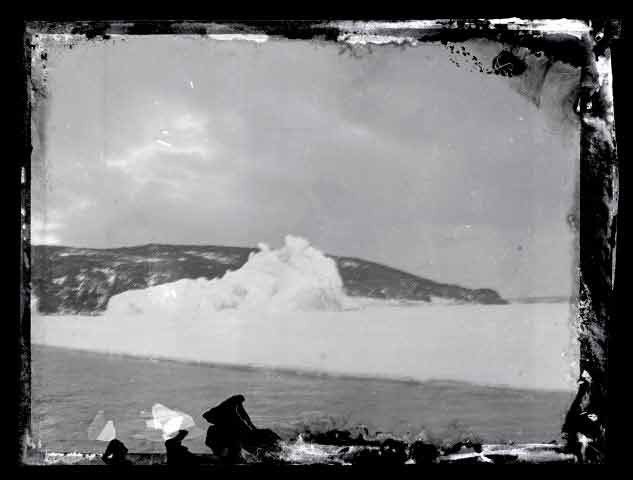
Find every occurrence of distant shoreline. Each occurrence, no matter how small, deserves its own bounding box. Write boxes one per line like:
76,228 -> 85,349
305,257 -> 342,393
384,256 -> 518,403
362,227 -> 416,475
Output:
506,296 -> 574,304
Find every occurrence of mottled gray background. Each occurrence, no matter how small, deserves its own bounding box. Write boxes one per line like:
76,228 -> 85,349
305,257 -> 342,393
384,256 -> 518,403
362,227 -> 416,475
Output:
31,36 -> 580,299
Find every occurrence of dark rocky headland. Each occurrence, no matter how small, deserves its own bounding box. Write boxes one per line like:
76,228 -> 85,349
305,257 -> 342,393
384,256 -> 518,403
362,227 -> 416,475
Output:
31,244 -> 507,314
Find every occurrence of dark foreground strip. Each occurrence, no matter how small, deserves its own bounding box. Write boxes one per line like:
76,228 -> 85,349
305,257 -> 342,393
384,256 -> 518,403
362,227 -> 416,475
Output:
24,443 -> 576,465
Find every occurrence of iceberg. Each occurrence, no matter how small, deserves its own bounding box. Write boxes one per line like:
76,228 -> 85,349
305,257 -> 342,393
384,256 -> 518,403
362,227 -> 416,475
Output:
108,235 -> 355,316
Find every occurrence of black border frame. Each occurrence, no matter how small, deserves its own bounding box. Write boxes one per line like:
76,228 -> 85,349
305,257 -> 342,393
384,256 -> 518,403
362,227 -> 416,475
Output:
14,16 -> 624,468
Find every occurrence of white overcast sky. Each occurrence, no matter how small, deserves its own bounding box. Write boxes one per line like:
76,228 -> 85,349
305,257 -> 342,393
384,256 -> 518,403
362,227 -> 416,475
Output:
31,35 -> 580,298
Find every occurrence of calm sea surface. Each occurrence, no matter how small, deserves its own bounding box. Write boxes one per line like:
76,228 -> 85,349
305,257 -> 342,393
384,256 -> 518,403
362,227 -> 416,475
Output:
31,345 -> 575,454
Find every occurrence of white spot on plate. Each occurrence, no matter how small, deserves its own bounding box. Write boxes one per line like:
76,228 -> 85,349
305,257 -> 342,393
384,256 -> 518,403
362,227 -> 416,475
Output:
207,34 -> 269,43
155,139 -> 172,148
96,421 -> 116,442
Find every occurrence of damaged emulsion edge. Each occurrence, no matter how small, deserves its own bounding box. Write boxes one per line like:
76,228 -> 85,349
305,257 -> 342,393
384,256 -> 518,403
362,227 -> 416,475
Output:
20,18 -> 620,464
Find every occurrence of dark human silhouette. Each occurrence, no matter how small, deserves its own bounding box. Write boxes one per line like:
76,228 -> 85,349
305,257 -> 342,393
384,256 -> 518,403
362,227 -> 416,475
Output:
164,429 -> 199,466
101,439 -> 132,467
202,394 -> 281,463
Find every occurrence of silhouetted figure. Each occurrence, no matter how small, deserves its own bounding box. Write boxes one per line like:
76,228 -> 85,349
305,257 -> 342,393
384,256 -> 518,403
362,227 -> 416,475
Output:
164,430 -> 199,466
101,439 -> 132,467
204,424 -> 243,464
202,394 -> 281,463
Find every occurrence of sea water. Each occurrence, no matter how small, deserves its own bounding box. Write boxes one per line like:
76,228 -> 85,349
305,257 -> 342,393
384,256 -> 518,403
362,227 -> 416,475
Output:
30,301 -> 578,454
